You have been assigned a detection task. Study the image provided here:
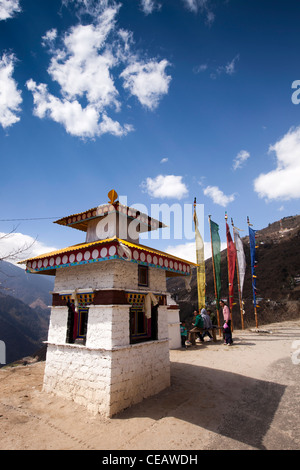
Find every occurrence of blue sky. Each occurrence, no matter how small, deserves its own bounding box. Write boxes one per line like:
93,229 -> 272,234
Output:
1,0 -> 300,264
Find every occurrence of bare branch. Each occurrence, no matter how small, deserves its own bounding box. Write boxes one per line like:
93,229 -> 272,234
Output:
0,226 -> 37,263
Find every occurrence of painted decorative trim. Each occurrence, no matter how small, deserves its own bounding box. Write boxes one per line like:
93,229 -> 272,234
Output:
26,241 -> 191,276
55,203 -> 164,232
126,292 -> 164,306
60,292 -> 95,307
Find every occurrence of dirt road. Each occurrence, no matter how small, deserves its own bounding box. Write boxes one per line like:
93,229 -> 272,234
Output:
1,319 -> 299,450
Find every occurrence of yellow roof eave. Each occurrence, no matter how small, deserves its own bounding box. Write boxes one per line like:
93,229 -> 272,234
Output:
18,237 -> 197,267
18,237 -> 117,264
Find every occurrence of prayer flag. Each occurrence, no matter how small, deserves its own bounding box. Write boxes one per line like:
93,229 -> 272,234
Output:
249,226 -> 257,308
226,221 -> 237,311
233,226 -> 246,297
209,218 -> 221,306
194,202 -> 205,310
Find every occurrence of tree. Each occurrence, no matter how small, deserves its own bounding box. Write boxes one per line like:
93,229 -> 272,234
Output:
0,226 -> 36,290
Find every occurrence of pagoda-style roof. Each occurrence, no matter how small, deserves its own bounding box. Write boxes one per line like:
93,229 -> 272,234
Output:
19,191 -> 196,278
54,202 -> 166,233
19,237 -> 196,277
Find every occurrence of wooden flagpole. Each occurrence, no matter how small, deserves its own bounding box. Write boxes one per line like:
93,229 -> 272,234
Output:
208,215 -> 221,336
194,197 -> 201,313
231,218 -> 245,330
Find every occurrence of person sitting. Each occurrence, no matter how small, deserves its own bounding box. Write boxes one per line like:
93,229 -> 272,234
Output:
180,321 -> 187,348
185,310 -> 204,346
207,308 -> 217,327
201,308 -> 213,341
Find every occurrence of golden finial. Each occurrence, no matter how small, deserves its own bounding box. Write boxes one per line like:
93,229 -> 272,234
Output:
108,189 -> 118,204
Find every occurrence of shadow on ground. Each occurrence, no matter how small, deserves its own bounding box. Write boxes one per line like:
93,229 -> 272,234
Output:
116,360 -> 288,450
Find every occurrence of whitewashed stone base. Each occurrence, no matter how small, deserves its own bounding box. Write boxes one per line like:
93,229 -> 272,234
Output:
167,308 -> 181,349
43,340 -> 170,417
43,260 -> 177,417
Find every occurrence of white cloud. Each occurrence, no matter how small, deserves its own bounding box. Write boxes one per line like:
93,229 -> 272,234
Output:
98,112 -> 134,136
27,6 -> 127,138
166,241 -> 199,263
140,0 -> 160,15
254,126 -> 300,200
183,0 -> 215,25
166,240 -> 227,263
183,0 -> 198,13
224,54 -> 239,75
121,59 -> 171,110
160,157 -> 168,163
0,53 -> 22,129
205,10 -> 215,25
0,0 -> 21,20
233,150 -> 250,170
210,54 -> 240,79
203,185 -> 235,207
61,0 -> 113,19
27,80 -> 99,138
42,28 -> 58,50
48,15 -> 120,109
26,79 -> 133,138
0,232 -> 58,267
193,63 -> 208,74
27,3 -> 171,138
142,175 -> 189,200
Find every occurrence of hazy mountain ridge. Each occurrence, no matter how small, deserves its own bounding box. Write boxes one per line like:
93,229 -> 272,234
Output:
0,260 -> 54,307
0,261 -> 54,365
0,292 -> 49,364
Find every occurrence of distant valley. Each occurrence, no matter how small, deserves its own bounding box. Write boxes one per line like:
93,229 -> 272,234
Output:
0,261 -> 54,365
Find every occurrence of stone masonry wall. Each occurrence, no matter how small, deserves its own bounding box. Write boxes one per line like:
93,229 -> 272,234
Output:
47,303 -> 168,350
44,301 -> 171,416
54,259 -> 167,294
86,305 -> 130,349
109,340 -> 170,416
167,308 -> 181,349
43,344 -> 112,415
47,307 -> 69,345
43,339 -> 170,417
43,260 -> 173,416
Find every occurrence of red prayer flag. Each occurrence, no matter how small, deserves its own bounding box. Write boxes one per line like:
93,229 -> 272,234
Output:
226,222 -> 237,311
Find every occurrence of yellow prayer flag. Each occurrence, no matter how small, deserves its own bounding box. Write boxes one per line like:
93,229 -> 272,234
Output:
194,203 -> 205,311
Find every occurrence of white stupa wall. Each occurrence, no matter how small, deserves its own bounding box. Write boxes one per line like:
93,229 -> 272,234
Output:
43,260 -> 178,417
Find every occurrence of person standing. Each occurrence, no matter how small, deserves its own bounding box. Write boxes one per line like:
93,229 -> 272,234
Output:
220,300 -> 233,345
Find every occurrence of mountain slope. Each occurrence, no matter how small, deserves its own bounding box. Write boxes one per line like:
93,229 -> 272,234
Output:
0,260 -> 54,308
0,261 -> 54,365
0,293 -> 49,364
167,215 -> 300,329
